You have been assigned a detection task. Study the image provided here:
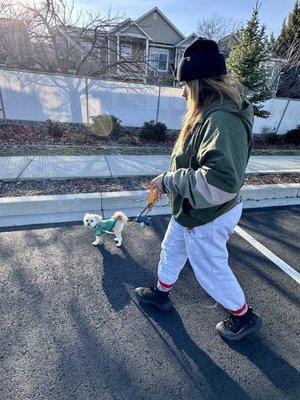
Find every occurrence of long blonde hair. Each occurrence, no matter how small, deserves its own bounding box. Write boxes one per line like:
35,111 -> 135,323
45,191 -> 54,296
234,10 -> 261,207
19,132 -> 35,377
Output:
178,74 -> 245,151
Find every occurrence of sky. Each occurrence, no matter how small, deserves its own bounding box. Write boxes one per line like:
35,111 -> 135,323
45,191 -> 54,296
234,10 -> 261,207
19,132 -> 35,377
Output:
72,0 -> 296,37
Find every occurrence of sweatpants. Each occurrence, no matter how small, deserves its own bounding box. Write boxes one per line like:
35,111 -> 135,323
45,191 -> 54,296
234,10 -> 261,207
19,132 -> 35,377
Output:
157,201 -> 246,311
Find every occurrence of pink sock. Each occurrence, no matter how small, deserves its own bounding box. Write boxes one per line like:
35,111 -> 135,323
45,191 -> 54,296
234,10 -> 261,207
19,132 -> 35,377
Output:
230,303 -> 248,316
157,280 -> 174,292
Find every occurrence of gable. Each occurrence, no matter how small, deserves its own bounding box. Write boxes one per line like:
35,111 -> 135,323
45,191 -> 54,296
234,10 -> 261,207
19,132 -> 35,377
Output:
136,9 -> 184,45
176,34 -> 197,47
120,24 -> 150,38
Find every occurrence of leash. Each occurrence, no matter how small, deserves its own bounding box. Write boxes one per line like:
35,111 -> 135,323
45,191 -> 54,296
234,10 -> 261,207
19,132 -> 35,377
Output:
99,186 -> 160,235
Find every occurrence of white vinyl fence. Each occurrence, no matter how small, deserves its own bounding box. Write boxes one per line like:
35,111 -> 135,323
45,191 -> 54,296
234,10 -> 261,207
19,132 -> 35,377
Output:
0,68 -> 299,134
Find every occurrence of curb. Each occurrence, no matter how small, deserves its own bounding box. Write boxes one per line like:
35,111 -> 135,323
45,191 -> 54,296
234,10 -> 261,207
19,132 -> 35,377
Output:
0,184 -> 299,228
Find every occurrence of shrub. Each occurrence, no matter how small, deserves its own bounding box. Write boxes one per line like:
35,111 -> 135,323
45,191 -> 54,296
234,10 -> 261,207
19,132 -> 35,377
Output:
74,132 -> 89,145
281,125 -> 300,145
47,119 -> 64,138
91,114 -> 124,140
117,134 -> 141,146
140,120 -> 167,142
259,126 -> 279,144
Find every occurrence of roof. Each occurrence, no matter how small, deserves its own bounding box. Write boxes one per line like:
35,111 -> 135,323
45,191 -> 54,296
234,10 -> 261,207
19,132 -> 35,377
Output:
117,19 -> 153,40
175,33 -> 198,46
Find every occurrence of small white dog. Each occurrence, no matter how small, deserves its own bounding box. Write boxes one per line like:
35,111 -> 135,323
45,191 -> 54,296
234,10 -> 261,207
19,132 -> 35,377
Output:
83,211 -> 128,247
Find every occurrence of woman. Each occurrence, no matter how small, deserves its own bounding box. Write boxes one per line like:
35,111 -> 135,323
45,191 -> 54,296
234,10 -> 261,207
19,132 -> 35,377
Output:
135,38 -> 262,341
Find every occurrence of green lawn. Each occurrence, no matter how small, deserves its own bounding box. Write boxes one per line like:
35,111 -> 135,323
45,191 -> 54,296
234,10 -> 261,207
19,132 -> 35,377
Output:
0,144 -> 172,156
0,144 -> 299,157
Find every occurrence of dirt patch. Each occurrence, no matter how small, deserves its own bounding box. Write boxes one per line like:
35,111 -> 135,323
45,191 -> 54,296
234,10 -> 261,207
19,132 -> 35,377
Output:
0,120 -> 299,152
0,120 -> 177,147
1,173 -> 299,198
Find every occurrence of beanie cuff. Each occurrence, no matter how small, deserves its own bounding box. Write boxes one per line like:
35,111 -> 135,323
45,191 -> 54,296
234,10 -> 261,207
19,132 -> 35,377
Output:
176,53 -> 227,81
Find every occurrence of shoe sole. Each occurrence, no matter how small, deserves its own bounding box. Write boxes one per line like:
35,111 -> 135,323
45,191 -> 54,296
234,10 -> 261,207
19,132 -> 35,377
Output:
217,316 -> 262,341
135,293 -> 173,312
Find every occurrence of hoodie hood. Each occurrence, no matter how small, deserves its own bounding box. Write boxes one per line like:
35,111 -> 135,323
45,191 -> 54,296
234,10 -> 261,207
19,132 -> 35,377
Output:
202,98 -> 254,141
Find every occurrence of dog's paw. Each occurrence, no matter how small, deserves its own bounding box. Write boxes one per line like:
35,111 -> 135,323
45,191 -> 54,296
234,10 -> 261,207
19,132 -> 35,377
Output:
116,242 -> 122,247
114,238 -> 118,242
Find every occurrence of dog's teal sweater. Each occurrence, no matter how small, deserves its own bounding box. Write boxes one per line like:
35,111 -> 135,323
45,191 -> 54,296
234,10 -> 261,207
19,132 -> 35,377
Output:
92,218 -> 117,236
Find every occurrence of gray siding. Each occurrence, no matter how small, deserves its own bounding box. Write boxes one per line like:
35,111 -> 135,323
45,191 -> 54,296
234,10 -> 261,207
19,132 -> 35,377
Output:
137,11 -> 183,45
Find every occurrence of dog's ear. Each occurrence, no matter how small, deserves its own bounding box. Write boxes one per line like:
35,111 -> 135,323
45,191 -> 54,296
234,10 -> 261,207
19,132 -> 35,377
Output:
94,214 -> 102,223
83,213 -> 90,226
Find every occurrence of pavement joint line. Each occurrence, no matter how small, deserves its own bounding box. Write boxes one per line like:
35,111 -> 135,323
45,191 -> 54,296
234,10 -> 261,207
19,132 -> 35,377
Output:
15,156 -> 35,181
234,225 -> 300,284
104,155 -> 113,178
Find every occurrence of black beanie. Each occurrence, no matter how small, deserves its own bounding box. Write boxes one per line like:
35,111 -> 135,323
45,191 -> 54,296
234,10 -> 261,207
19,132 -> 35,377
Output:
176,37 -> 227,81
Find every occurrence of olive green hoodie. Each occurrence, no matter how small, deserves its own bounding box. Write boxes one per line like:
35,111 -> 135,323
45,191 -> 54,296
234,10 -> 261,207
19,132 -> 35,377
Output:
163,98 -> 254,227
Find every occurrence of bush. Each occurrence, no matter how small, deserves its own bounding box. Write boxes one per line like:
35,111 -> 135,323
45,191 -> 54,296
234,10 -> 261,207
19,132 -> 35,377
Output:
91,114 -> 124,140
140,120 -> 167,142
47,119 -> 64,138
259,127 -> 280,144
117,134 -> 141,146
281,125 -> 300,145
74,132 -> 89,145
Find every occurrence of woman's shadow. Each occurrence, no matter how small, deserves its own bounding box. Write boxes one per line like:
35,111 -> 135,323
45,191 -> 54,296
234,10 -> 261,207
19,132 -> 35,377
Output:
134,302 -> 253,400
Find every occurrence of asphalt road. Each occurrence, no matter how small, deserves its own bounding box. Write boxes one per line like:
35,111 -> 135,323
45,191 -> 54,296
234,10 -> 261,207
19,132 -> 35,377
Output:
0,206 -> 299,400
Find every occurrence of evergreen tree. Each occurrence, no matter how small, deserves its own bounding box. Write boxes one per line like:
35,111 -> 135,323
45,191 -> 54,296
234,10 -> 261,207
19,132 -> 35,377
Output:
227,3 -> 271,117
275,1 -> 300,59
274,1 -> 300,99
268,32 -> 276,56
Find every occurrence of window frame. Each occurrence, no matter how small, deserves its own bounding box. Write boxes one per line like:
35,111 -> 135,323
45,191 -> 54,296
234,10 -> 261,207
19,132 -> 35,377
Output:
120,43 -> 133,60
149,47 -> 169,72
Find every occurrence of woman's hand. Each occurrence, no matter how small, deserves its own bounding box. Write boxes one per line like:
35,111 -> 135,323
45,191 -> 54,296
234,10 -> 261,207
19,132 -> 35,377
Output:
150,174 -> 165,197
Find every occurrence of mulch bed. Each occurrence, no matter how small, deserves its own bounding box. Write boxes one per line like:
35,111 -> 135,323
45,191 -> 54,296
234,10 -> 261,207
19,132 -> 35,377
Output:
0,120 -> 298,151
0,120 -> 177,147
1,173 -> 299,198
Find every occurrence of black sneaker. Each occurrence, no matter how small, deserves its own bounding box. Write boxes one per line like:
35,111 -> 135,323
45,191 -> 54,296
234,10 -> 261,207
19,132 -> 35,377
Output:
135,285 -> 173,312
216,308 -> 262,341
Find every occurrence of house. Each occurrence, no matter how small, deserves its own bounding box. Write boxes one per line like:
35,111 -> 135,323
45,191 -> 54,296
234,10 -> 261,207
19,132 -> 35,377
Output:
0,8 -> 197,85
106,7 -> 197,85
218,34 -> 240,58
0,18 -> 34,68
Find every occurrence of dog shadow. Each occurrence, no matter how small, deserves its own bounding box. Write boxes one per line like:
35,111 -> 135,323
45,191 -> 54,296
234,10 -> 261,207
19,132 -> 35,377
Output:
134,302 -> 253,400
96,244 -> 154,312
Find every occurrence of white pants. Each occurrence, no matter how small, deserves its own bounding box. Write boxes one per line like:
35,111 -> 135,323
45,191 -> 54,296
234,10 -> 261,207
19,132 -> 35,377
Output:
158,202 -> 246,311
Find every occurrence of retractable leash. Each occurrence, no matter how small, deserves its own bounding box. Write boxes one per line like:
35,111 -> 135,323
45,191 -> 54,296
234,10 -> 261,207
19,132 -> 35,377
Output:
99,186 -> 160,234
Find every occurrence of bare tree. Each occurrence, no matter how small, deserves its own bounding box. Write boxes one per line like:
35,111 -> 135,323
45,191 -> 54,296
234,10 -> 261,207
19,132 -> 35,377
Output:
0,0 -> 33,67
197,13 -> 240,43
0,0 -> 151,81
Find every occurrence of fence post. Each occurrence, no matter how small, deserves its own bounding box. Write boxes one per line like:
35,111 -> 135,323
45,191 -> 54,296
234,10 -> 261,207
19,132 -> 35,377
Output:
156,85 -> 161,123
85,77 -> 89,125
275,98 -> 290,134
0,87 -> 6,122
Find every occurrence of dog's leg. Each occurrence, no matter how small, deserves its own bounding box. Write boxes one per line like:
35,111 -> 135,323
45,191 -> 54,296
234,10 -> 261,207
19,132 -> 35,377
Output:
92,236 -> 102,245
115,233 -> 122,247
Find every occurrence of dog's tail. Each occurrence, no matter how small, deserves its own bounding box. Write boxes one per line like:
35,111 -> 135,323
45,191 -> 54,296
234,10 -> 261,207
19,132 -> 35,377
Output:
113,211 -> 129,224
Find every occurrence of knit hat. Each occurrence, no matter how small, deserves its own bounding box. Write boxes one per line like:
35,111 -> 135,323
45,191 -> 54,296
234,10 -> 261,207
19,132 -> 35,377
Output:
176,37 -> 227,81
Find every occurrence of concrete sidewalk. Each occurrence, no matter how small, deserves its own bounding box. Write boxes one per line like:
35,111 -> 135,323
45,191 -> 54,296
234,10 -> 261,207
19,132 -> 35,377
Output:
0,155 -> 299,181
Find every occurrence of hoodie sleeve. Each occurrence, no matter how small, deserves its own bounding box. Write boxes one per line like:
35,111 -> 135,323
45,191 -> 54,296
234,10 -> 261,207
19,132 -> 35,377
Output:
163,111 -> 250,209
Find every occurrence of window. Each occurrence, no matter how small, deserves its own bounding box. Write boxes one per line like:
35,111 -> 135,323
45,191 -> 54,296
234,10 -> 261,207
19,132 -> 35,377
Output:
121,44 -> 132,59
149,47 -> 169,72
